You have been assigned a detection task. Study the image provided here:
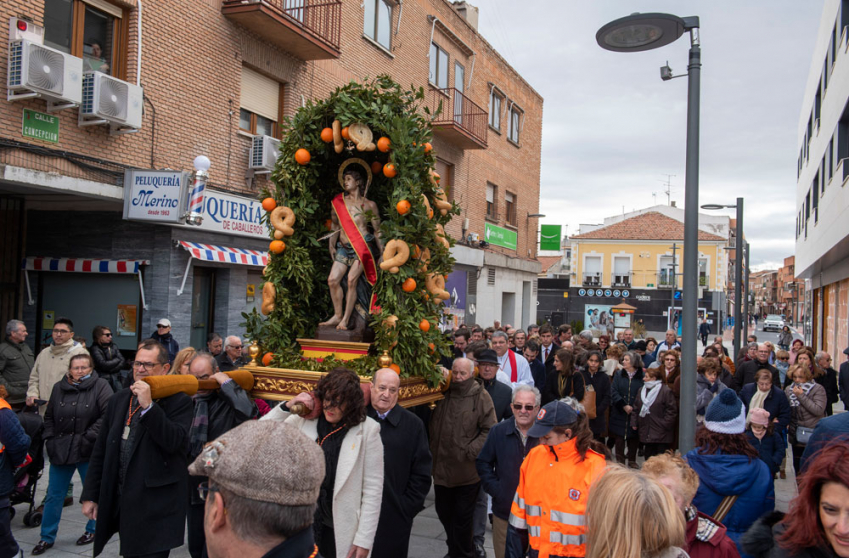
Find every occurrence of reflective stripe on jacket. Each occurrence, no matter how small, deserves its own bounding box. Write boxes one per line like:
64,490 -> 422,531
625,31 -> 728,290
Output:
508,437 -> 605,557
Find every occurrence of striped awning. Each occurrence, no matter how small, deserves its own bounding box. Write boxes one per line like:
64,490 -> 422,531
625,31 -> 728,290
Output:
177,240 -> 268,267
23,257 -> 149,274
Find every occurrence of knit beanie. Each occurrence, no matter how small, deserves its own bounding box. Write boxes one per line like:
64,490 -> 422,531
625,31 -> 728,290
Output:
704,389 -> 746,435
749,407 -> 770,427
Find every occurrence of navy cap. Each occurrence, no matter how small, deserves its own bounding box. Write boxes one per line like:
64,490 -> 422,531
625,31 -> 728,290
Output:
527,400 -> 578,438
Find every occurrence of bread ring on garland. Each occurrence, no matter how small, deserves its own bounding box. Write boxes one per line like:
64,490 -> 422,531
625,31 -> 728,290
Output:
270,206 -> 295,238
379,240 -> 410,274
261,282 -> 276,315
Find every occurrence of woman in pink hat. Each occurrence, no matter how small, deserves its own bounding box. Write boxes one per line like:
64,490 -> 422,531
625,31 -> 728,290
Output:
745,407 -> 785,477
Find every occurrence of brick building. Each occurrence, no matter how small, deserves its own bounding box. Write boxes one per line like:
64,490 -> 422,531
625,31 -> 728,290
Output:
0,0 -> 543,354
778,256 -> 804,326
750,269 -> 778,317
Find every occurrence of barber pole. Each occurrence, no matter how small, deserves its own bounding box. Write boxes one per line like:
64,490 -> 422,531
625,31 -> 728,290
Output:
185,155 -> 210,226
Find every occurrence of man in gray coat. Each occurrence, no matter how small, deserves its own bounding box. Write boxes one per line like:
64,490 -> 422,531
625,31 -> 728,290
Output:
0,320 -> 34,410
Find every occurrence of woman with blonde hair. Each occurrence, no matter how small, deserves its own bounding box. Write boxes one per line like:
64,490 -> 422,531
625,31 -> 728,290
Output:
171,346 -> 197,375
586,466 -> 688,558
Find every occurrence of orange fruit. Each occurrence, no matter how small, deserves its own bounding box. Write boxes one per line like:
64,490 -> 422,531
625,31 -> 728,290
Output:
396,199 -> 410,215
412,245 -> 421,259
294,148 -> 310,165
383,163 -> 397,178
428,209 -> 434,219
419,319 -> 431,332
269,240 -> 286,253
341,127 -> 350,140
371,161 -> 383,175
320,128 -> 333,142
261,198 -> 277,212
402,278 -> 417,292
428,342 -> 435,353
390,363 -> 401,374
324,219 -> 333,231
261,352 -> 274,366
377,137 -> 391,152
424,142 -> 433,153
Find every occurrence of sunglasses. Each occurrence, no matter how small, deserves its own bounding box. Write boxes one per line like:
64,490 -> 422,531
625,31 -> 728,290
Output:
778,357 -> 789,361
103,332 -> 113,337
512,404 -> 536,411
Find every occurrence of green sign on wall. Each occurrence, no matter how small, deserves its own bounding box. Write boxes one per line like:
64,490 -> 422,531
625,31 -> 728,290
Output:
485,222 -> 517,250
540,224 -> 562,251
22,109 -> 59,143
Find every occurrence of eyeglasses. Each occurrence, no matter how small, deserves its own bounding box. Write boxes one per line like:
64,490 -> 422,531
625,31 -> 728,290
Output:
69,366 -> 91,372
778,357 -> 789,361
157,325 -> 169,329
229,345 -> 243,350
52,328 -> 71,334
103,332 -> 113,337
197,481 -> 220,502
131,361 -> 160,371
512,404 -> 537,411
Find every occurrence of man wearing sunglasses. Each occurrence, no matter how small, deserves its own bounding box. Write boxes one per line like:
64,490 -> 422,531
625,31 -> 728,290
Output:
215,336 -> 246,373
476,385 -> 540,558
149,319 -> 179,365
81,339 -> 193,558
27,317 -> 88,415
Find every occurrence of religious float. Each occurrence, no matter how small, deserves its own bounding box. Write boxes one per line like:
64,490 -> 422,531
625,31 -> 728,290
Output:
238,76 -> 457,407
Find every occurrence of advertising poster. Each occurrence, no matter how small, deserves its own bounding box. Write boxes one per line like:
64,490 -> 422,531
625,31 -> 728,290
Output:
443,270 -> 467,330
584,304 -> 615,337
117,304 -> 138,336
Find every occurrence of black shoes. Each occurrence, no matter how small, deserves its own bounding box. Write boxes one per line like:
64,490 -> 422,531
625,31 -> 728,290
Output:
76,532 -> 95,546
32,541 -> 53,555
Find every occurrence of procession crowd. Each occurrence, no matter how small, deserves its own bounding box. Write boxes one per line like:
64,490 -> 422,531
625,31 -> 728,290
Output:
0,316 -> 847,558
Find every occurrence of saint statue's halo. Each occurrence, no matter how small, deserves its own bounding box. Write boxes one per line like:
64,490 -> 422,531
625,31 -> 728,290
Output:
338,158 -> 373,197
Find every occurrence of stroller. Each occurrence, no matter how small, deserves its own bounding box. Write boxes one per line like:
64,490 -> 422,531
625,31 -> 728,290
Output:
9,406 -> 45,527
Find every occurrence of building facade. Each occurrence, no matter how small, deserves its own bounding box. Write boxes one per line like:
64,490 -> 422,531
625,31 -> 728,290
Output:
778,256 -> 804,326
538,211 -> 727,334
750,270 -> 779,317
0,0 -> 543,354
795,0 -> 849,355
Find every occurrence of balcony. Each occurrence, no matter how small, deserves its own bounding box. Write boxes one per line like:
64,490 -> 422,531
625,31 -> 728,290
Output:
657,271 -> 679,289
222,0 -> 341,60
582,273 -> 601,287
612,273 -> 631,288
429,88 -> 488,149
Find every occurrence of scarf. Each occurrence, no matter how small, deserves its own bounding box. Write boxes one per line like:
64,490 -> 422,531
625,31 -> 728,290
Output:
789,382 -> 815,407
639,380 -> 662,417
746,388 -> 770,424
190,394 -> 211,457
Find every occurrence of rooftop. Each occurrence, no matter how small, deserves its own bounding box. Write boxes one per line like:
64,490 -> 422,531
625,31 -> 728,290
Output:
571,212 -> 726,242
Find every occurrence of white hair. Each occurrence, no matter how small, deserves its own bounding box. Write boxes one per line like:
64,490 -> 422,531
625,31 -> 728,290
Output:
513,384 -> 541,407
225,335 -> 241,348
5,320 -> 24,337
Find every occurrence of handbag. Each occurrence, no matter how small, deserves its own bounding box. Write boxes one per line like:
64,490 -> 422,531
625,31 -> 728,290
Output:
572,374 -> 597,420
795,425 -> 815,445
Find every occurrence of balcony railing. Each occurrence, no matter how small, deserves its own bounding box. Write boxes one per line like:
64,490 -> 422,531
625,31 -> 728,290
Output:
582,273 -> 601,287
429,88 -> 488,149
221,0 -> 341,60
657,272 -> 679,289
612,273 -> 631,288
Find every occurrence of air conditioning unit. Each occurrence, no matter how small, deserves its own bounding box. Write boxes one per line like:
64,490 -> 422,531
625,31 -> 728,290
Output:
79,71 -> 143,133
7,39 -> 82,111
250,135 -> 280,173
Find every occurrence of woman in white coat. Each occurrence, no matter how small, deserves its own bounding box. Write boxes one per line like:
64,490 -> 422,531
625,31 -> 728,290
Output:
263,367 -> 384,558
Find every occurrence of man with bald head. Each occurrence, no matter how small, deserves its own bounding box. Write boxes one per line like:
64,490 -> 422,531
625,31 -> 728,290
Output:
215,336 -> 246,372
366,368 -> 431,558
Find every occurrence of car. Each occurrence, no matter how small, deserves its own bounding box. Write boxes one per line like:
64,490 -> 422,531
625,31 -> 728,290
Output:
763,314 -> 785,332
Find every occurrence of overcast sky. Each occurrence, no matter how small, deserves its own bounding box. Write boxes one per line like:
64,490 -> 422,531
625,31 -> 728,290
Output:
470,1 -> 826,270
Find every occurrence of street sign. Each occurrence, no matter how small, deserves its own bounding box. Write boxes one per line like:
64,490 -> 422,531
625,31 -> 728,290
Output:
22,108 -> 58,143
484,222 -> 517,250
674,291 -> 683,300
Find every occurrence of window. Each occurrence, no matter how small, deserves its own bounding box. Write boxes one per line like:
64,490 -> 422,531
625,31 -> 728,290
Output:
486,183 -> 497,219
364,0 -> 392,50
698,259 -> 708,288
507,106 -> 521,143
828,137 -> 834,181
813,173 -> 819,222
44,0 -> 127,78
489,89 -> 503,130
240,66 -> 282,138
435,158 -> 454,201
505,191 -> 516,226
429,42 -> 449,88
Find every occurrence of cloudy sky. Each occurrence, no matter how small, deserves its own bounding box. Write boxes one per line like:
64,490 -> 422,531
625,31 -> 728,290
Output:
469,1 -> 826,270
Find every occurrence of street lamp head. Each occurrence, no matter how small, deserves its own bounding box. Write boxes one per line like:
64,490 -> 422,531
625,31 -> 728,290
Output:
528,213 -> 546,218
701,203 -> 729,210
596,13 -> 687,53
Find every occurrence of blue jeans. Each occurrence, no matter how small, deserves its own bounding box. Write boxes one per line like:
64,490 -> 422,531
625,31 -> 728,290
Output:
40,462 -> 95,543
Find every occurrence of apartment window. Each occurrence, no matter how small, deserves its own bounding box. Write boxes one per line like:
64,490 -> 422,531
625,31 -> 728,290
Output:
505,192 -> 516,226
429,42 -> 449,88
698,259 -> 708,288
828,137 -> 834,181
813,173 -> 820,222
435,158 -> 454,201
240,66 -> 282,138
507,105 -> 522,144
44,0 -> 127,78
363,0 -> 392,50
489,89 -> 503,131
486,183 -> 497,219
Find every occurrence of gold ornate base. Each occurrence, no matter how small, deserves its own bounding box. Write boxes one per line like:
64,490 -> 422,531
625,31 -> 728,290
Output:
244,365 -> 445,408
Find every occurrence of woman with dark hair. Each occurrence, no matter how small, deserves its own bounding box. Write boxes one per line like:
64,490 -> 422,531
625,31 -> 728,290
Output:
263,368 -> 383,558
543,348 -> 586,405
742,441 -> 849,558
662,350 -> 682,398
784,363 -> 826,478
89,325 -> 125,392
788,338 -> 804,365
685,389 -> 774,553
505,399 -> 606,558
583,351 -> 611,441
777,325 -> 793,351
34,353 -> 112,554
609,351 -> 644,468
631,366 -> 678,460
596,335 -> 610,354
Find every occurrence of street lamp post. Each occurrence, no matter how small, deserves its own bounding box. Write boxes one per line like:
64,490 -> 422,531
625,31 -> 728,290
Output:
745,241 -> 751,338
597,12 -> 701,453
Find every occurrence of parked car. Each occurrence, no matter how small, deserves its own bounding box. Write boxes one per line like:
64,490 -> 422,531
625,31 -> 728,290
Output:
762,314 -> 785,332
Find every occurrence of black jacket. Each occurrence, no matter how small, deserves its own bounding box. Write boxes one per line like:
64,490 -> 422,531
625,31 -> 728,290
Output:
368,404 -> 432,558
89,343 -> 126,376
44,373 -> 112,465
817,367 -> 839,415
609,368 -> 644,438
742,511 -> 838,558
82,388 -> 192,557
584,368 -> 611,436
482,377 -> 513,421
542,369 -> 586,406
189,381 -> 256,460
215,352 -> 246,373
733,359 -> 780,393
0,406 -> 29,498
476,416 -> 539,520
149,331 -> 179,364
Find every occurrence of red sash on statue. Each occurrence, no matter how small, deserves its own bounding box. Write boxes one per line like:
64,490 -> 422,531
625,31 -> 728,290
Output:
508,349 -> 518,383
331,193 -> 378,311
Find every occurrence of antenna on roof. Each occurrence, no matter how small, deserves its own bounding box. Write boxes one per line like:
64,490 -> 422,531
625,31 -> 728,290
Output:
659,174 -> 676,205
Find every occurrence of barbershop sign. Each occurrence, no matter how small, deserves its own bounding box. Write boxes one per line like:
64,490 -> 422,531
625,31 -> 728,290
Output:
179,189 -> 265,239
123,169 -> 188,224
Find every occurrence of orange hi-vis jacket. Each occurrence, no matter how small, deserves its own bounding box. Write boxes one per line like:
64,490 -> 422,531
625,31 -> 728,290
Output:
508,438 -> 605,558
